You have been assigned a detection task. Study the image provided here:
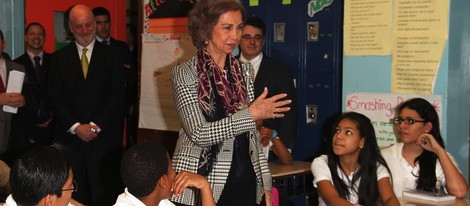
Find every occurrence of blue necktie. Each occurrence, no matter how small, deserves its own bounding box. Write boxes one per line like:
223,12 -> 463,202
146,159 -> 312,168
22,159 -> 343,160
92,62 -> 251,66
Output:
33,56 -> 41,82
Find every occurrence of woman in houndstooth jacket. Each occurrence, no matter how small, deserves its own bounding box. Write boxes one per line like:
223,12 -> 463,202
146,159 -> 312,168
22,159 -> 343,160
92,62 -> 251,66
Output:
170,1 -> 292,206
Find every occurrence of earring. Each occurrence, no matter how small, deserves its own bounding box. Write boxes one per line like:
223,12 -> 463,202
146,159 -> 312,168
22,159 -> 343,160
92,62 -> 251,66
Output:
205,40 -> 208,45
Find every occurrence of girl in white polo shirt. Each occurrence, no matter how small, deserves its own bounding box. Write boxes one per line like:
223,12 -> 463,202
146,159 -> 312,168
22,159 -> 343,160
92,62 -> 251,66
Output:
381,98 -> 467,198
312,112 -> 399,206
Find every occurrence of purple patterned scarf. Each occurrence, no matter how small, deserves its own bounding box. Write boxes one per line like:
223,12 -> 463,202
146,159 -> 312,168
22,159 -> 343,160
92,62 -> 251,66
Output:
197,48 -> 249,117
196,48 -> 249,176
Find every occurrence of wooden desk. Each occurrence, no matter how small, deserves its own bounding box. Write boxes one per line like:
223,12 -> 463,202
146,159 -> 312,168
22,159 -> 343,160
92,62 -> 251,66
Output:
268,160 -> 312,178
268,160 -> 313,199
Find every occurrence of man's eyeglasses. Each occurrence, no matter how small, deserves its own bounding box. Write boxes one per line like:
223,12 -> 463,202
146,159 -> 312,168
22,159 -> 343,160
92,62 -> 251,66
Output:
241,35 -> 264,42
392,117 -> 427,125
62,180 -> 78,193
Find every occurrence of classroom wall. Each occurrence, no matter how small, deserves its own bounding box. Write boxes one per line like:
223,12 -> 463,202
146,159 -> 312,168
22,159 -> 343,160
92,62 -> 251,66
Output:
242,0 -> 343,161
342,0 -> 470,180
25,0 -> 126,53
1,0 -> 126,58
0,0 -> 24,58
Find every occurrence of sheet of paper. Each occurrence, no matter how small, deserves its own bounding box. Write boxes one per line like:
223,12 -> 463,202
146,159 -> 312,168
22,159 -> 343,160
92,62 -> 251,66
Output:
282,0 -> 291,5
249,0 -> 259,6
3,70 -> 25,113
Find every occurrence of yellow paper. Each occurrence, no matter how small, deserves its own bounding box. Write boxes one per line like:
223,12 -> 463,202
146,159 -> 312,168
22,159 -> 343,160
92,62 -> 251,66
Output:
344,0 -> 393,55
391,0 -> 449,94
393,0 -> 449,34
391,33 -> 446,94
282,0 -> 291,5
249,0 -> 259,6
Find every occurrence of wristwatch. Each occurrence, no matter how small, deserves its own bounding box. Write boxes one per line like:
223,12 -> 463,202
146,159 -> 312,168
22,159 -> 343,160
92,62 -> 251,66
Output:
271,130 -> 279,140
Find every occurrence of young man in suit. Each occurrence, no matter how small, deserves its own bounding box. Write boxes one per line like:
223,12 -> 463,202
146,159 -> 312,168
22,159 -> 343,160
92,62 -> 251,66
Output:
11,22 -> 53,154
48,5 -> 125,205
0,29 -> 26,157
238,16 -> 298,159
93,6 -> 138,148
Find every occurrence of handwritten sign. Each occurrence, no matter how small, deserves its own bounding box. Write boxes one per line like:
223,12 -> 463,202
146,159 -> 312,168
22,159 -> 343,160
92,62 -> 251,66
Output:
140,33 -> 197,131
345,93 -> 442,148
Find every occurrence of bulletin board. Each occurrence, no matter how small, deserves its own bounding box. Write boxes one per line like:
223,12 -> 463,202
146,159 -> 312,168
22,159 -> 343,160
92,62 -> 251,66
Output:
345,93 -> 442,148
138,0 -> 197,131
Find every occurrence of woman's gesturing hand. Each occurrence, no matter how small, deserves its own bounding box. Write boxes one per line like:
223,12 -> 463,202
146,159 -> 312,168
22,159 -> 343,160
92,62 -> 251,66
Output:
249,87 -> 291,121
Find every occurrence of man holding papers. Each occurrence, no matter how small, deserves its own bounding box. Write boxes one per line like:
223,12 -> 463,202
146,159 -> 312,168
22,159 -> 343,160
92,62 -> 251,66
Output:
0,29 -> 26,156
10,22 -> 53,158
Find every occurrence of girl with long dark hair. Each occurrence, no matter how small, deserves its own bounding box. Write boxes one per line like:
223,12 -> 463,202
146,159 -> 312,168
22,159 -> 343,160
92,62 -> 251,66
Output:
381,98 -> 467,198
312,112 -> 398,205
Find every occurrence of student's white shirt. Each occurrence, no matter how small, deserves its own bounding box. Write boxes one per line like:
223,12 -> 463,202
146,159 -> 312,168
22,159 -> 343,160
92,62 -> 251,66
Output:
262,141 -> 273,160
311,155 -> 390,206
4,194 -> 74,206
381,142 -> 458,197
114,188 -> 175,206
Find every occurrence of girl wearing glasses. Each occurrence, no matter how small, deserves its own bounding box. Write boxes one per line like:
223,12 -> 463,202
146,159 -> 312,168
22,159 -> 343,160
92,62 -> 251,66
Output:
312,112 -> 399,206
381,98 -> 467,198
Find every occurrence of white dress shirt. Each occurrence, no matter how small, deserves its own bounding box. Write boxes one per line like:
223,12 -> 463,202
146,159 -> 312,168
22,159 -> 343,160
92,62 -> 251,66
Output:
240,52 -> 263,79
114,188 -> 175,206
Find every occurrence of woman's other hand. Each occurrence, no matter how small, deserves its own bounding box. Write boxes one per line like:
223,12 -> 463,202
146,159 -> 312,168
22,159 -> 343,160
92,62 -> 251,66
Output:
249,87 -> 291,121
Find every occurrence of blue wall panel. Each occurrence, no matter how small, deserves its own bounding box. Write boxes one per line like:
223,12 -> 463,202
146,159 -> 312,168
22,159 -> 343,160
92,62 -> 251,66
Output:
243,0 -> 343,161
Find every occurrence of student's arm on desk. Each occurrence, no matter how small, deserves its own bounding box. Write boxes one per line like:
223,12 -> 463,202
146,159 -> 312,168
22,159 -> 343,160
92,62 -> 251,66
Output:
258,126 -> 292,165
172,171 -> 215,206
377,177 -> 399,206
316,180 -> 354,205
271,137 -> 293,165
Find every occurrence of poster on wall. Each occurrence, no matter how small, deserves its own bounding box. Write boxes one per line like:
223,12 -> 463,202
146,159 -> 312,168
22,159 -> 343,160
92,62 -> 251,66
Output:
145,0 -> 194,18
139,0 -> 197,131
345,93 -> 442,148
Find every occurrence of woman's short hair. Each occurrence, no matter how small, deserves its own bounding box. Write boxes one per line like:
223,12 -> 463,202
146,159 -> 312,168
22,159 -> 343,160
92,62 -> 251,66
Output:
10,144 -> 71,205
188,0 -> 245,48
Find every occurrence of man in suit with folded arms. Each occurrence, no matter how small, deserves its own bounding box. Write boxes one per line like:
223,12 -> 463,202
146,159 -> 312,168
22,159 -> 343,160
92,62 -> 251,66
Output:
48,4 -> 125,205
0,29 -> 26,158
11,22 -> 53,154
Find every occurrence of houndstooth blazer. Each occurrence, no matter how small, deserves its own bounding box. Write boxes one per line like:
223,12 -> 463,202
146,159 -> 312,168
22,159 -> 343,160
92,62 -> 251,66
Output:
170,55 -> 272,205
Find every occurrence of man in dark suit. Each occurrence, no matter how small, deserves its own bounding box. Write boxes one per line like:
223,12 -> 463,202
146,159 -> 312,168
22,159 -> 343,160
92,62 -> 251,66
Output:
0,29 -> 26,158
11,22 -> 53,154
238,17 -> 298,152
93,6 -> 137,148
48,5 -> 125,205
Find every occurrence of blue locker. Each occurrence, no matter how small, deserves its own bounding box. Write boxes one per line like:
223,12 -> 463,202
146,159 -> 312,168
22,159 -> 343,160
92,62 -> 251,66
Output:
242,0 -> 343,161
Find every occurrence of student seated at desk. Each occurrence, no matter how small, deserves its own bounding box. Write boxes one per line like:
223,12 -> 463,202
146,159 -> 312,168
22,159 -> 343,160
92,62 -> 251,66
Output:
312,112 -> 399,206
0,160 -> 11,202
381,98 -> 467,198
0,160 -> 11,193
5,144 -> 83,206
114,142 -> 215,206
256,120 -> 293,165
